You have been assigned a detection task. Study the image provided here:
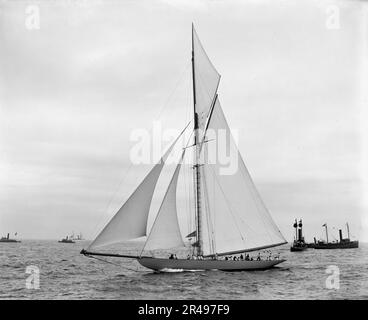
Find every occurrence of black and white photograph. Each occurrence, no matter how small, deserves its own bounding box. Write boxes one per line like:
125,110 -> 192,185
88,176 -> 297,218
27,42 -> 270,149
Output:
0,0 -> 367,302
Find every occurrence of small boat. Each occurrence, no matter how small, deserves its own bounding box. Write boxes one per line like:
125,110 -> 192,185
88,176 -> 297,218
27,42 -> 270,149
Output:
290,219 -> 307,252
0,233 -> 21,243
312,223 -> 359,249
81,25 -> 287,272
59,235 -> 75,243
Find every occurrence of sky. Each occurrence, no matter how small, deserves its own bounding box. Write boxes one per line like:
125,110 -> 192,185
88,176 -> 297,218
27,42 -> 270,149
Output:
0,0 -> 367,242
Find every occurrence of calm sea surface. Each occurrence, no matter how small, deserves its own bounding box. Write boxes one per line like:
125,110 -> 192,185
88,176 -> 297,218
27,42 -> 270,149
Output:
1,240 -> 367,299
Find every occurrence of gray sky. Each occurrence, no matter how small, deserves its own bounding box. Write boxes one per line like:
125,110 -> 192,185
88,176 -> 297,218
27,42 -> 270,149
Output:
0,0 -> 367,242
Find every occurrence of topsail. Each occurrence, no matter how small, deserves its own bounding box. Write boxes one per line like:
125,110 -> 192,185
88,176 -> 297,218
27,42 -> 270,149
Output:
192,26 -> 221,140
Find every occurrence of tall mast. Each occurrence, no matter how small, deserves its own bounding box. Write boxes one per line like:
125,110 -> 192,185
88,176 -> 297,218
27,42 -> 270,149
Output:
192,24 -> 203,256
346,222 -> 350,239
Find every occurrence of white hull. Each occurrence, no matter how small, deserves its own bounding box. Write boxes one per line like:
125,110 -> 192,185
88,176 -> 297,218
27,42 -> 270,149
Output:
138,257 -> 285,271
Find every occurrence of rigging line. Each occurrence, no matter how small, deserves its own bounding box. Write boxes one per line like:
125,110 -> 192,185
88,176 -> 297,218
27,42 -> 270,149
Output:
192,162 -> 198,256
210,104 -> 280,242
228,131 -> 279,236
235,156 -> 274,242
154,62 -> 191,122
199,146 -> 212,254
140,129 -> 194,257
202,108 -> 257,239
184,153 -> 193,245
205,160 -> 274,247
198,95 -> 218,154
186,148 -> 195,252
182,141 -> 192,244
237,155 -> 281,242
190,161 -> 196,249
185,71 -> 193,239
197,67 -> 219,105
201,164 -> 216,255
194,70 -> 220,155
206,164 -> 247,246
195,69 -> 220,133
89,158 -> 136,243
187,173 -> 192,241
91,120 -> 192,250
85,254 -> 139,272
191,63 -> 221,152
183,151 -> 189,237
192,70 -> 220,130
88,63 -> 190,241
140,133 -> 193,257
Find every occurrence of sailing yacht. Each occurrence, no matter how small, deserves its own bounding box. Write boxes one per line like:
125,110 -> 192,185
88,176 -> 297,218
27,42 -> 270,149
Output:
81,25 -> 287,271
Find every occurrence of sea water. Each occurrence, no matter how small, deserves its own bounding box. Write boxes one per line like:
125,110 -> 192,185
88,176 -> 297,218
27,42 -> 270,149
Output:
1,240 -> 367,299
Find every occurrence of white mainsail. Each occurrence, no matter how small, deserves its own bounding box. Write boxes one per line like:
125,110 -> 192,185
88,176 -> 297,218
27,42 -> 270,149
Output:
200,98 -> 287,256
143,156 -> 185,252
88,128 -> 187,250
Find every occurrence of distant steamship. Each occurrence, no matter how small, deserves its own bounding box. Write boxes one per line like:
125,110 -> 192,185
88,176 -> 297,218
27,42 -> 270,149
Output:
0,233 -> 21,243
290,219 -> 308,252
311,223 -> 359,249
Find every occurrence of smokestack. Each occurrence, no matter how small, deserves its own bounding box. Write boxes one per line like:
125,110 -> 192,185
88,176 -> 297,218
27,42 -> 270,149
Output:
298,228 -> 302,241
7,233 -> 9,239
298,219 -> 303,241
293,219 -> 297,240
293,219 -> 297,228
339,229 -> 343,242
314,237 -> 317,244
